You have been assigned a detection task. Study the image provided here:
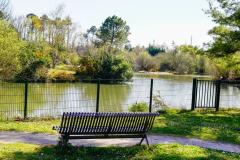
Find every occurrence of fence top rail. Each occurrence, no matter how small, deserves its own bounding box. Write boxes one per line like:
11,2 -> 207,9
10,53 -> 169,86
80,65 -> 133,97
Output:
195,79 -> 216,82
220,80 -> 240,84
194,78 -> 240,84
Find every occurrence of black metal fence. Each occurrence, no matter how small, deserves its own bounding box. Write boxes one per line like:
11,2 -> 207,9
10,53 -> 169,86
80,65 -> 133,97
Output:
0,82 -> 97,120
0,78 -> 239,120
191,78 -> 240,111
191,79 -> 221,111
0,79 -> 156,120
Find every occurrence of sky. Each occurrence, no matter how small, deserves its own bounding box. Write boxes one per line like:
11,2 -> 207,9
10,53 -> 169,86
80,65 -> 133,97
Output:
10,0 -> 216,47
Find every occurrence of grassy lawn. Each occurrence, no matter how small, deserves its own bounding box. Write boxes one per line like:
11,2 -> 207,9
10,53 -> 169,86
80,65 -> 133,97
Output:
0,109 -> 240,144
0,143 -> 239,160
152,109 -> 240,145
0,119 -> 59,134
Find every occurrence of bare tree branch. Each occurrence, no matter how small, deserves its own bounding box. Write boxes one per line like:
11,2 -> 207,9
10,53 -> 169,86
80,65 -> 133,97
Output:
0,0 -> 11,20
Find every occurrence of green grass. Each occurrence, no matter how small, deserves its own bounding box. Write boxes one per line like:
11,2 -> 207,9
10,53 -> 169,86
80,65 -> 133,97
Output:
0,109 -> 240,144
152,109 -> 240,145
0,119 -> 59,134
0,143 -> 239,160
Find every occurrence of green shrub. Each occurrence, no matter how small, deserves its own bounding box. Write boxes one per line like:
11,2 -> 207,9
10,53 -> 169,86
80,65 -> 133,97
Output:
151,46 -> 218,75
98,53 -> 133,80
134,52 -> 158,71
174,52 -> 196,74
68,54 -> 80,66
77,48 -> 133,81
55,65 -> 77,71
35,66 -> 48,81
14,60 -> 45,82
212,53 -> 240,79
47,69 -> 76,82
15,41 -> 52,82
129,102 -> 148,112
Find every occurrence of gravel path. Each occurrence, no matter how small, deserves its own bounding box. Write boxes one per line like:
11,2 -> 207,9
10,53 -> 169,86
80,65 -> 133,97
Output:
0,131 -> 240,153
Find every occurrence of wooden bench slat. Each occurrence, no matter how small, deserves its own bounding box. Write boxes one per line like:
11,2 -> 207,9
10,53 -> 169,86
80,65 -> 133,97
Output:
56,119 -> 156,134
79,113 -> 86,133
56,126 -> 149,134
120,115 -> 128,133
132,114 -> 139,132
138,116 -> 146,132
73,112 -> 81,133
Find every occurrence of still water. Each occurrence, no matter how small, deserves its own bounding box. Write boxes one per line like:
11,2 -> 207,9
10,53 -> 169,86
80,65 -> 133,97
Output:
0,74 -> 239,118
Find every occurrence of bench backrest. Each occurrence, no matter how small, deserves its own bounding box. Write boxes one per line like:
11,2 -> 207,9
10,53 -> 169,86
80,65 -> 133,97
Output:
59,112 -> 159,134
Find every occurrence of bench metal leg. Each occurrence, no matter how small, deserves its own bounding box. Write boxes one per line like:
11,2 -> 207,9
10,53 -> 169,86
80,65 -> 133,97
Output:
139,137 -> 145,145
59,134 -> 69,146
139,135 -> 149,146
145,136 -> 149,146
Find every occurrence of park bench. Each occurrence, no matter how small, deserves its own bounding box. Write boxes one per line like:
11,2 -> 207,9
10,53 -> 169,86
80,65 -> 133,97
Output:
53,112 -> 159,146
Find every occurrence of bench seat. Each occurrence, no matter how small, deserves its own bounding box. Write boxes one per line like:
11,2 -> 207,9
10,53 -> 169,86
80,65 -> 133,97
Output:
53,112 -> 159,146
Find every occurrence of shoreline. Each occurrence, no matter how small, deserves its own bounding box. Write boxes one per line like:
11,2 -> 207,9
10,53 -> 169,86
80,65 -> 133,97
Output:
135,71 -> 212,78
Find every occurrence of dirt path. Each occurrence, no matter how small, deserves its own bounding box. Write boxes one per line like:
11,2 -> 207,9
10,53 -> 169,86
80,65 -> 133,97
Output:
1,131 -> 240,153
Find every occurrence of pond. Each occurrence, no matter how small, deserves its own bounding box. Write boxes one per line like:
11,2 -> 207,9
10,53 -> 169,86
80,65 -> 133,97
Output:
0,73 -> 239,119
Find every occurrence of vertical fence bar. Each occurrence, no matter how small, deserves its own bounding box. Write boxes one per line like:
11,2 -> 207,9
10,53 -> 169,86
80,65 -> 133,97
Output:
215,80 -> 221,111
191,78 -> 197,111
149,79 -> 153,113
24,81 -> 28,119
96,79 -> 100,113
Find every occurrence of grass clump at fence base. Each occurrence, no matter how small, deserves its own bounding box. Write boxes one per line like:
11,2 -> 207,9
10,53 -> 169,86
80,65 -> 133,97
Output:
129,102 -> 149,112
152,108 -> 240,145
0,143 -> 239,160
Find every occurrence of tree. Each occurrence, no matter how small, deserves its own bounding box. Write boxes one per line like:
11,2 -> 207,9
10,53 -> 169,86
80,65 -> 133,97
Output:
97,15 -> 130,48
15,41 -> 52,82
177,45 -> 203,55
84,26 -> 97,45
206,0 -> 240,78
65,16 -> 72,49
0,0 -> 11,20
206,0 -> 240,56
147,44 -> 165,56
40,14 -> 49,40
78,47 -> 133,80
0,20 -> 22,80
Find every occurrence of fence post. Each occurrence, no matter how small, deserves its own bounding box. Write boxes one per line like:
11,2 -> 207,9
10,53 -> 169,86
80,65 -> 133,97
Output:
96,79 -> 100,113
215,80 -> 221,111
24,81 -> 28,119
149,79 -> 153,113
191,78 -> 197,111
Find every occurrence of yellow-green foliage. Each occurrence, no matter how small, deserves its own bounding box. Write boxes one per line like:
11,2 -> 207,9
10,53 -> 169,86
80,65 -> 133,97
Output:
35,66 -> 48,81
78,47 -> 134,80
47,69 -> 76,82
55,64 -> 77,71
0,20 -> 23,80
212,52 -> 240,79
134,52 -> 158,72
129,102 -> 149,112
68,53 -> 80,65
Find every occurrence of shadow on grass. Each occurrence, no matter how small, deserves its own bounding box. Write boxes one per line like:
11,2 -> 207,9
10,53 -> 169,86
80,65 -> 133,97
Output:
4,143 -> 240,160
